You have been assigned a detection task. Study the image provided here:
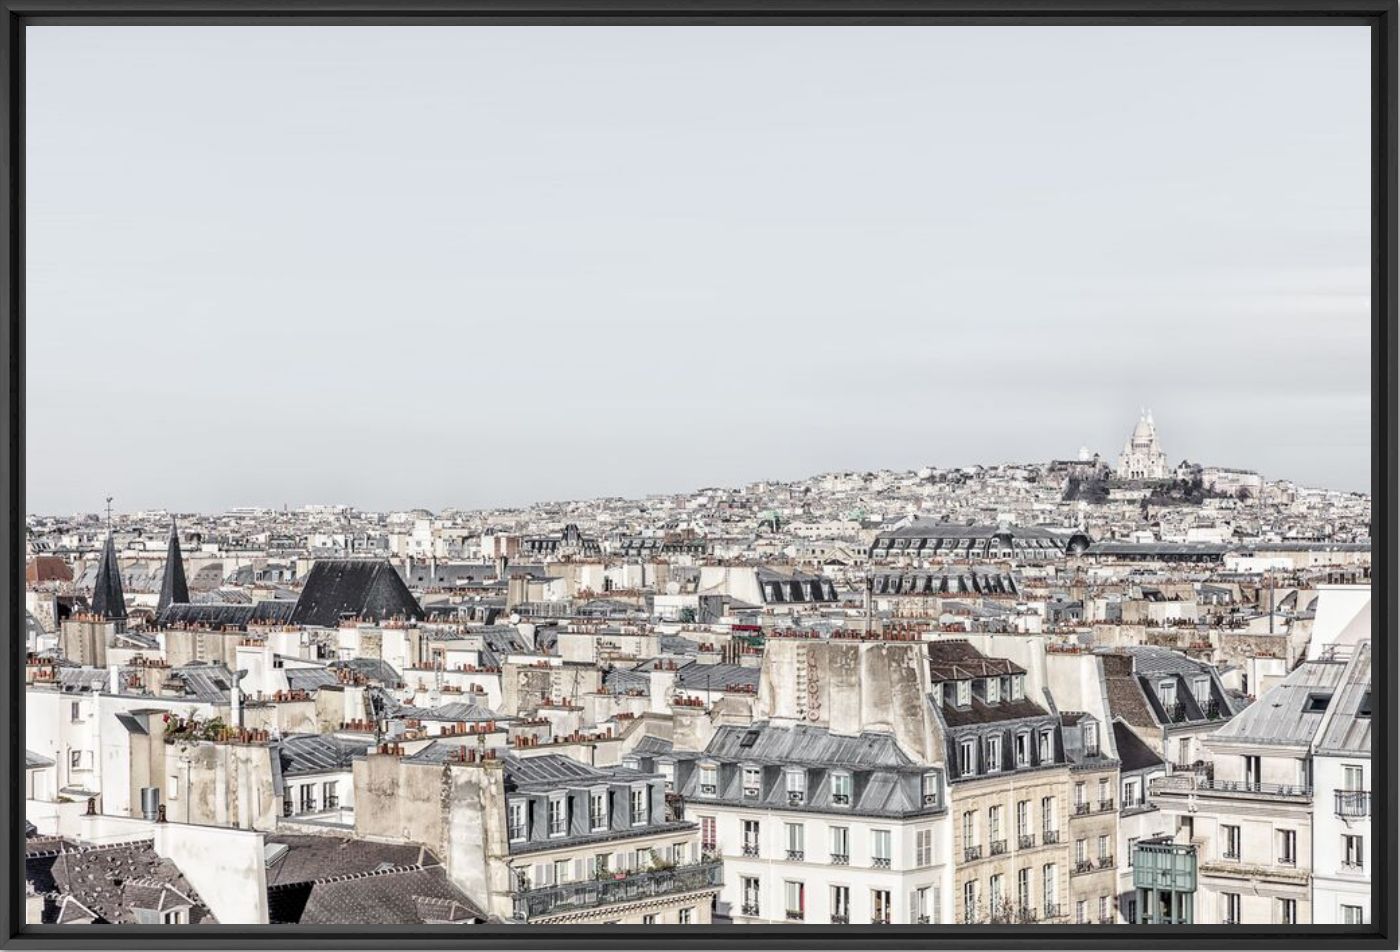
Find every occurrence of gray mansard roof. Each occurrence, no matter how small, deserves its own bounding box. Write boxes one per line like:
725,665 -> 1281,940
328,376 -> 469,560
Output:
1211,656 -> 1349,748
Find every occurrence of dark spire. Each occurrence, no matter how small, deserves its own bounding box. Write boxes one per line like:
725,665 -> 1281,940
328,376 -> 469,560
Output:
158,519 -> 190,613
91,531 -> 127,627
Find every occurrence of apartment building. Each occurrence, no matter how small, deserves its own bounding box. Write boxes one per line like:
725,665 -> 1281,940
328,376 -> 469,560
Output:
1151,656 -> 1347,924
928,641 -> 1073,924
354,746 -> 718,924
1310,641 -> 1371,925
670,723 -> 949,925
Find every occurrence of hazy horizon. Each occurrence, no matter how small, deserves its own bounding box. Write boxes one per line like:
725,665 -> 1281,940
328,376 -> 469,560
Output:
26,26 -> 1372,513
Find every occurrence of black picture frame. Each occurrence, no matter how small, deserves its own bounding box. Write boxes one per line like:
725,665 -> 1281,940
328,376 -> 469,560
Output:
1,1 -> 1394,948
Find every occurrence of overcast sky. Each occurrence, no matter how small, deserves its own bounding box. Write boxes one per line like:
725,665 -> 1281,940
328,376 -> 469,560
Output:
26,25 -> 1371,515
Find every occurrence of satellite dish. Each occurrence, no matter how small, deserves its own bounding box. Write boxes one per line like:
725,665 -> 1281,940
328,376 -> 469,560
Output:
509,613 -> 521,625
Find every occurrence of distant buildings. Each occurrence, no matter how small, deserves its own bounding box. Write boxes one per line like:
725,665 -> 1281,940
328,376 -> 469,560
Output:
21,437 -> 1374,928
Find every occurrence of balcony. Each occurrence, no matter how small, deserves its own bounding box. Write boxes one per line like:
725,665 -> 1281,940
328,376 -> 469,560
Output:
1132,839 -> 1197,892
1074,859 -> 1094,874
699,784 -> 717,796
1154,776 -> 1311,800
787,791 -> 806,805
914,915 -> 930,924
831,793 -> 850,806
1018,834 -> 1036,850
1335,790 -> 1371,818
742,787 -> 759,800
990,840 -> 1008,856
512,859 -> 723,921
742,844 -> 760,858
1043,830 -> 1061,845
741,902 -> 760,917
786,849 -> 805,861
785,910 -> 804,921
1098,799 -> 1115,812
830,853 -> 849,866
1043,903 -> 1062,919
1097,855 -> 1114,869
830,914 -> 849,924
1074,802 -> 1091,816
872,857 -> 891,869
963,845 -> 983,862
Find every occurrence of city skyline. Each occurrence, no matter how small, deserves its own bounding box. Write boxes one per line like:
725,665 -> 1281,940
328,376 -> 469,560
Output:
25,25 -> 1371,513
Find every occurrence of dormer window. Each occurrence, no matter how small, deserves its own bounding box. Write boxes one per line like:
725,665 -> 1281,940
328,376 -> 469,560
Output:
1083,721 -> 1099,756
588,789 -> 608,831
507,800 -> 527,842
959,738 -> 977,776
622,756 -> 641,771
986,735 -> 1002,773
1015,732 -> 1030,768
1159,679 -> 1177,707
658,760 -> 675,790
699,763 -> 718,797
786,768 -> 807,804
831,771 -> 852,806
921,772 -> 939,807
1011,674 -> 1025,700
547,794 -> 567,837
1038,729 -> 1054,763
956,680 -> 972,707
986,678 -> 1001,704
630,785 -> 649,825
742,765 -> 762,798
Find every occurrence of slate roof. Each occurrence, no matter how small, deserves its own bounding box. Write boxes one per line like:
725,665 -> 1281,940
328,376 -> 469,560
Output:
1113,720 -> 1164,773
290,560 -> 424,628
90,534 -> 127,623
671,724 -> 939,819
263,834 -> 427,887
1212,657 -> 1349,747
25,839 -> 215,924
279,734 -> 371,776
284,666 -> 341,692
936,695 -> 1050,728
265,845 -> 485,925
701,723 -> 912,768
1315,641 -> 1372,756
156,600 -> 296,630
157,523 -> 190,614
329,658 -> 404,689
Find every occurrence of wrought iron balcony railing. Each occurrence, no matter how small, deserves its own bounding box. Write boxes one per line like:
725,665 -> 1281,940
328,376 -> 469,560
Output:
1335,790 -> 1371,818
512,859 -> 723,921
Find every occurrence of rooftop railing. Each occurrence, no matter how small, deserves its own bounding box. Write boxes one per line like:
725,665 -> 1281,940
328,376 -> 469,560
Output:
512,859 -> 722,921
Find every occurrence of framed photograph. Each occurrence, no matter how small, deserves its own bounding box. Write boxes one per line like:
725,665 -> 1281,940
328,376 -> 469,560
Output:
3,1 -> 1394,950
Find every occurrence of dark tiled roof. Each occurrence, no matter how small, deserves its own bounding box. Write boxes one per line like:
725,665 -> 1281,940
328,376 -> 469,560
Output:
290,560 -> 424,628
278,734 -> 370,776
1113,720 -> 1164,773
90,534 -> 127,622
263,834 -> 427,887
329,658 -> 404,689
156,600 -> 296,630
937,695 -> 1049,727
702,723 -> 912,768
267,864 -> 484,924
25,840 -> 215,924
157,523 -> 190,614
1100,653 -> 1158,731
